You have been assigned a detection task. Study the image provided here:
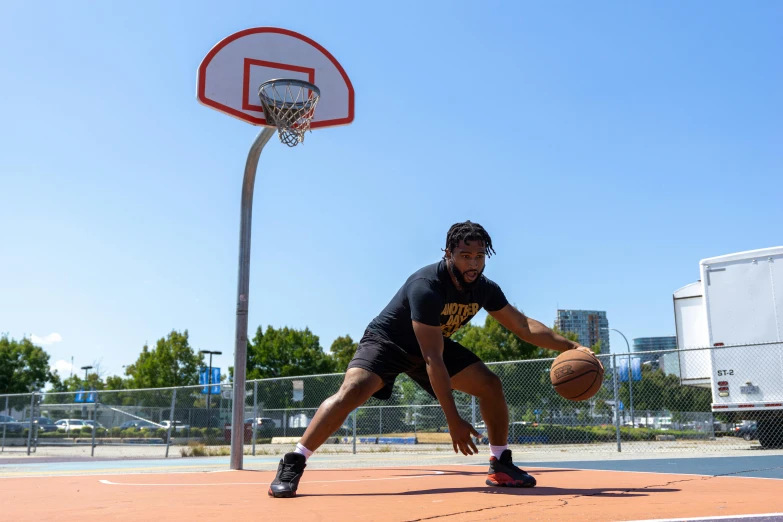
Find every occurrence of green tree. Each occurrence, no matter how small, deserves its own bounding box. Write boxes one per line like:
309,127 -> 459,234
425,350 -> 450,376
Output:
618,365 -> 711,414
124,330 -> 203,388
329,335 -> 358,372
0,335 -> 53,394
105,375 -> 130,390
246,325 -> 336,379
47,372 -> 88,393
43,370 -> 110,407
450,319 -> 608,426
451,315 -> 540,362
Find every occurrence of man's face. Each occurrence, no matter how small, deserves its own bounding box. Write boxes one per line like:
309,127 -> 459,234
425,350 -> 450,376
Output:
446,239 -> 486,290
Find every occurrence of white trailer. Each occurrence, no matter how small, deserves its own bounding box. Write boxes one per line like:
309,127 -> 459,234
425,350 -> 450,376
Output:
673,246 -> 783,447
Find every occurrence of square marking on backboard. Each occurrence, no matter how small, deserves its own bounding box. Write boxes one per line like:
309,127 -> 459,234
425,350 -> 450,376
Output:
242,59 -> 316,113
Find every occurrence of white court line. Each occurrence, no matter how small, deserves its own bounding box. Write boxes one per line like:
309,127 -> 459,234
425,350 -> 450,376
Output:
625,512 -> 783,521
98,470 -> 445,487
0,467 -> 238,480
0,457 -> 462,480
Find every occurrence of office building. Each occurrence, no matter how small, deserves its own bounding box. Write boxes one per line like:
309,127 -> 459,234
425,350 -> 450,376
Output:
632,336 -> 678,368
555,310 -> 610,353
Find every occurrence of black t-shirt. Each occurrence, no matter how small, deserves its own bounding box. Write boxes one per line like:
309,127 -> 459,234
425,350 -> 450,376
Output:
366,260 -> 509,354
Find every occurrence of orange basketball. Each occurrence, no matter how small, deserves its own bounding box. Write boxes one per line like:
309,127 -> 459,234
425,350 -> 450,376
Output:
550,350 -> 604,401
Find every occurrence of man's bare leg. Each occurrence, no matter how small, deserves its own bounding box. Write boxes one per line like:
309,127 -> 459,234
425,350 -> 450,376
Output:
450,362 -> 508,445
299,368 -> 385,451
450,362 -> 536,488
269,368 -> 384,498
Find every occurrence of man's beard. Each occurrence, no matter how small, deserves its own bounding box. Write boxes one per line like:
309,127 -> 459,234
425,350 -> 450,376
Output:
447,260 -> 484,292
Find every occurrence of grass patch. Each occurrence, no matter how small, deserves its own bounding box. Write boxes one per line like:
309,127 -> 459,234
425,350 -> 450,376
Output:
180,442 -> 230,457
179,442 -> 283,457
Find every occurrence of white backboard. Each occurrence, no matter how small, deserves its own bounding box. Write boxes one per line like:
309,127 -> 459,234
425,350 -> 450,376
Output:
197,27 -> 354,128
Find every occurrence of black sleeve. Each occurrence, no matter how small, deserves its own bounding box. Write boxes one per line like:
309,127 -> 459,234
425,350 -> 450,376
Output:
407,278 -> 445,327
482,279 -> 509,312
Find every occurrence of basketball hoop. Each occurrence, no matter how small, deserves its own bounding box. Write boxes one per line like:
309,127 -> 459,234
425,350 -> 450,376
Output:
258,79 -> 321,147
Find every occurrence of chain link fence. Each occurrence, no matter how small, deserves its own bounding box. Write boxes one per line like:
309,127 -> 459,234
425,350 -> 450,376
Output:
2,343 -> 782,458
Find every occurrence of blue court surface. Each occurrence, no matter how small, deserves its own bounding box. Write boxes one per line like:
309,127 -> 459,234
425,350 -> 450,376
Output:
524,455 -> 783,480
3,453 -> 783,482
627,513 -> 783,522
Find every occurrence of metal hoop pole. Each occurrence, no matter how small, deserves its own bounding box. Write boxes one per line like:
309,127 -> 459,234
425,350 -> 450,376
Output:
230,127 -> 276,470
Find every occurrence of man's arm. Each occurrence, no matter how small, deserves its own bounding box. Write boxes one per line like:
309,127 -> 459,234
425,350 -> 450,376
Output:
412,321 -> 479,455
489,304 -> 582,353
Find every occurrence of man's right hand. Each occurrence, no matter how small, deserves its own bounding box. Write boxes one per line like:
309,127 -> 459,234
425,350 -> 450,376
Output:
448,417 -> 480,456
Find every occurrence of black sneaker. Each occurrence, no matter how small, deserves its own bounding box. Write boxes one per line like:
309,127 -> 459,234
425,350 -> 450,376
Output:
268,452 -> 307,498
486,449 -> 536,488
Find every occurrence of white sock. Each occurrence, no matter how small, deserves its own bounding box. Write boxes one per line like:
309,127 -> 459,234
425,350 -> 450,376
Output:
490,444 -> 508,460
294,442 -> 313,461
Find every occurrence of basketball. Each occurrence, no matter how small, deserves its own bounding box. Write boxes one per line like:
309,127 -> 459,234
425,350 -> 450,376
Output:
550,350 -> 604,401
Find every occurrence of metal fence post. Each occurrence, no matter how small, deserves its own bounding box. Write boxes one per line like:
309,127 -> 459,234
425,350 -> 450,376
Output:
378,406 -> 382,438
283,409 -> 287,437
91,398 -> 98,457
628,353 -> 635,428
2,396 -> 8,453
471,396 -> 476,427
165,389 -> 177,458
612,354 -> 622,452
352,408 -> 357,455
26,393 -> 35,455
510,408 -> 514,444
252,381 -> 257,456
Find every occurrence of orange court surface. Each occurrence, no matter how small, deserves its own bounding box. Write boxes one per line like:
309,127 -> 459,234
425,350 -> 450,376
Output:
4,454 -> 783,522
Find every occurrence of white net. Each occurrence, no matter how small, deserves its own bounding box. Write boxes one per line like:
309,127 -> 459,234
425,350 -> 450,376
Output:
258,79 -> 321,147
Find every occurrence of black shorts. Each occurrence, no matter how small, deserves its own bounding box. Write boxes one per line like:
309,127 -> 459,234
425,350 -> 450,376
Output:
347,329 -> 482,400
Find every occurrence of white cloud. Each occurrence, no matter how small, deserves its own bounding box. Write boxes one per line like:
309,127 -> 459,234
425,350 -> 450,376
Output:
51,359 -> 74,374
31,333 -> 63,346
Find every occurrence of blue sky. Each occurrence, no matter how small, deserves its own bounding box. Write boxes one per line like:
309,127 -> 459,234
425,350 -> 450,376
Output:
2,1 -> 781,381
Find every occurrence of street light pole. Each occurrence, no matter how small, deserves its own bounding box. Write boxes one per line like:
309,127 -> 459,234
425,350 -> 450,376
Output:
199,351 -> 222,430
609,329 -> 635,428
80,366 -> 93,421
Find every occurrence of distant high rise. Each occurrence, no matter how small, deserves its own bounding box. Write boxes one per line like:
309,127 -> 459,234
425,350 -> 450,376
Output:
632,336 -> 677,367
555,310 -> 610,353
660,352 -> 681,376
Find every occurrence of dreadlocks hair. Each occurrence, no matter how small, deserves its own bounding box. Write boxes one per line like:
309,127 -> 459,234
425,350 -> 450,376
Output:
443,221 -> 496,259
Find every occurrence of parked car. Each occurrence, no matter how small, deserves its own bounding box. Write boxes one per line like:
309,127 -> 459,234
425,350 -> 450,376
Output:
735,421 -> 758,441
22,417 -> 58,433
54,419 -> 91,432
84,420 -> 106,430
160,420 -> 190,431
244,417 -> 277,432
0,414 -> 24,435
224,417 -> 279,443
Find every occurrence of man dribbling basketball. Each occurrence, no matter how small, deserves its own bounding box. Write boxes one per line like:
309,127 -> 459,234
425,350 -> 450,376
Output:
269,220 -> 599,498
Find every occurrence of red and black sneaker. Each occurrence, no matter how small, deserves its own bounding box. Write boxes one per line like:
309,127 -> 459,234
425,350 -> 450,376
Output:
268,452 -> 307,498
486,449 -> 536,488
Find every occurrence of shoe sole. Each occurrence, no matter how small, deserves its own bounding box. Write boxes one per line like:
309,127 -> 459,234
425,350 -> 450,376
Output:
485,479 -> 536,488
